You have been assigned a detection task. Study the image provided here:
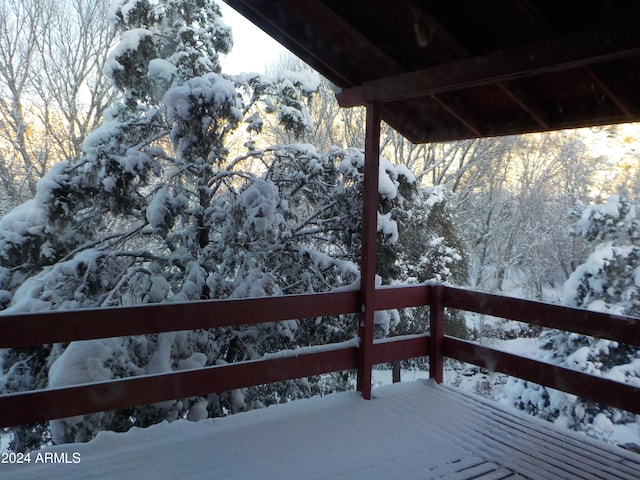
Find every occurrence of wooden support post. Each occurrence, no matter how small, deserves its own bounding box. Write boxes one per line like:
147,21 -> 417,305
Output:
357,103 -> 380,400
429,284 -> 445,383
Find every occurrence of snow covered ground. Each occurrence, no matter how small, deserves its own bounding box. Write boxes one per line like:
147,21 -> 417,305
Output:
3,379 -> 638,480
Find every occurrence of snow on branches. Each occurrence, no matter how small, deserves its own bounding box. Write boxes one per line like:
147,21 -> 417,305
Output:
0,0 -> 467,451
506,194 -> 640,447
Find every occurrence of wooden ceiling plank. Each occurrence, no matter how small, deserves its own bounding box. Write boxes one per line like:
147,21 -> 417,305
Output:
310,1 -> 404,74
429,95 -> 483,137
497,82 -> 550,129
513,0 -> 554,35
399,0 -> 469,58
583,67 -> 633,118
337,21 -> 640,107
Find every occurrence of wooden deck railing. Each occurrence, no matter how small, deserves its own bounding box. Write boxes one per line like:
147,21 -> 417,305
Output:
0,284 -> 639,428
440,286 -> 640,414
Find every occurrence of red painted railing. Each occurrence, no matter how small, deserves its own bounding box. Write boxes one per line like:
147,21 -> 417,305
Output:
0,284 -> 639,428
441,286 -> 640,414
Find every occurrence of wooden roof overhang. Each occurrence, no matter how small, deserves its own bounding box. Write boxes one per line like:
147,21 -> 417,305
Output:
223,0 -> 640,399
224,0 -> 640,143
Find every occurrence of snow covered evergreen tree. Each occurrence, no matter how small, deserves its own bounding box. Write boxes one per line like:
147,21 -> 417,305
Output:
385,184 -> 468,337
0,0 -> 467,451
0,0 -> 345,449
505,194 -> 640,449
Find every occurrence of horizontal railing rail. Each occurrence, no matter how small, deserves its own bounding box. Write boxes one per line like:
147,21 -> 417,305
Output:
0,334 -> 431,428
444,337 -> 640,414
0,285 -> 433,349
439,286 -> 640,414
1,345 -> 359,427
0,290 -> 361,349
0,286 -> 430,428
1,283 -> 639,429
443,286 -> 640,346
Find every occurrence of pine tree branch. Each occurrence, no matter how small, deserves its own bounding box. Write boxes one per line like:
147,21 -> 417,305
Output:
100,265 -> 152,308
59,224 -> 147,263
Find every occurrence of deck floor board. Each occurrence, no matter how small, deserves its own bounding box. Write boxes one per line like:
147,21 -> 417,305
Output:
2,380 -> 638,480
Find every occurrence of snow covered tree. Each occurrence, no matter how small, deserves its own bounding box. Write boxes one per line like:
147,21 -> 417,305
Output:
505,194 -> 640,449
0,0 -> 116,214
382,183 -> 468,384
454,133 -> 596,297
0,0 -> 344,449
0,0 -> 466,451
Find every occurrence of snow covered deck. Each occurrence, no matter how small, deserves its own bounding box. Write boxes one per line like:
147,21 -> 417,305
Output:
3,380 -> 639,480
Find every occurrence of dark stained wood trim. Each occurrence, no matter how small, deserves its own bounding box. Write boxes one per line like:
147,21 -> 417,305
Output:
444,337 -> 640,414
0,347 -> 358,428
337,21 -> 640,107
444,286 -> 640,346
0,291 -> 360,348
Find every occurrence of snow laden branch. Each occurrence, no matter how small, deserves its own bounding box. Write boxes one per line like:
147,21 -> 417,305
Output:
506,194 -> 640,447
0,0 -> 468,451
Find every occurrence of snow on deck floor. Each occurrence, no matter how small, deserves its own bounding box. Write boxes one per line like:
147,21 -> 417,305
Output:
3,380 -> 639,480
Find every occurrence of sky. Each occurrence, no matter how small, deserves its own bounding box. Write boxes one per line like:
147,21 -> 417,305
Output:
218,3 -> 287,74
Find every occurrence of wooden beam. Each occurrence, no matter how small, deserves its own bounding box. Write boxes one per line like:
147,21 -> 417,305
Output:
497,81 -> 551,129
357,103 -> 381,400
429,94 -> 483,137
0,291 -> 359,348
337,21 -> 640,107
445,337 -> 640,415
583,67 -> 634,118
0,347 -> 358,428
444,286 -> 640,346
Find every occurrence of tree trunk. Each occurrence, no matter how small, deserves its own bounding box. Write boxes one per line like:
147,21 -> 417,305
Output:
392,361 -> 401,383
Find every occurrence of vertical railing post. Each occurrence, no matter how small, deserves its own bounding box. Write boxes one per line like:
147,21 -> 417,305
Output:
429,284 -> 445,383
357,103 -> 380,400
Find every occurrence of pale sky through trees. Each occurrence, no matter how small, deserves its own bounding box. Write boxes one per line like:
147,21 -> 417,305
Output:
218,3 -> 285,74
